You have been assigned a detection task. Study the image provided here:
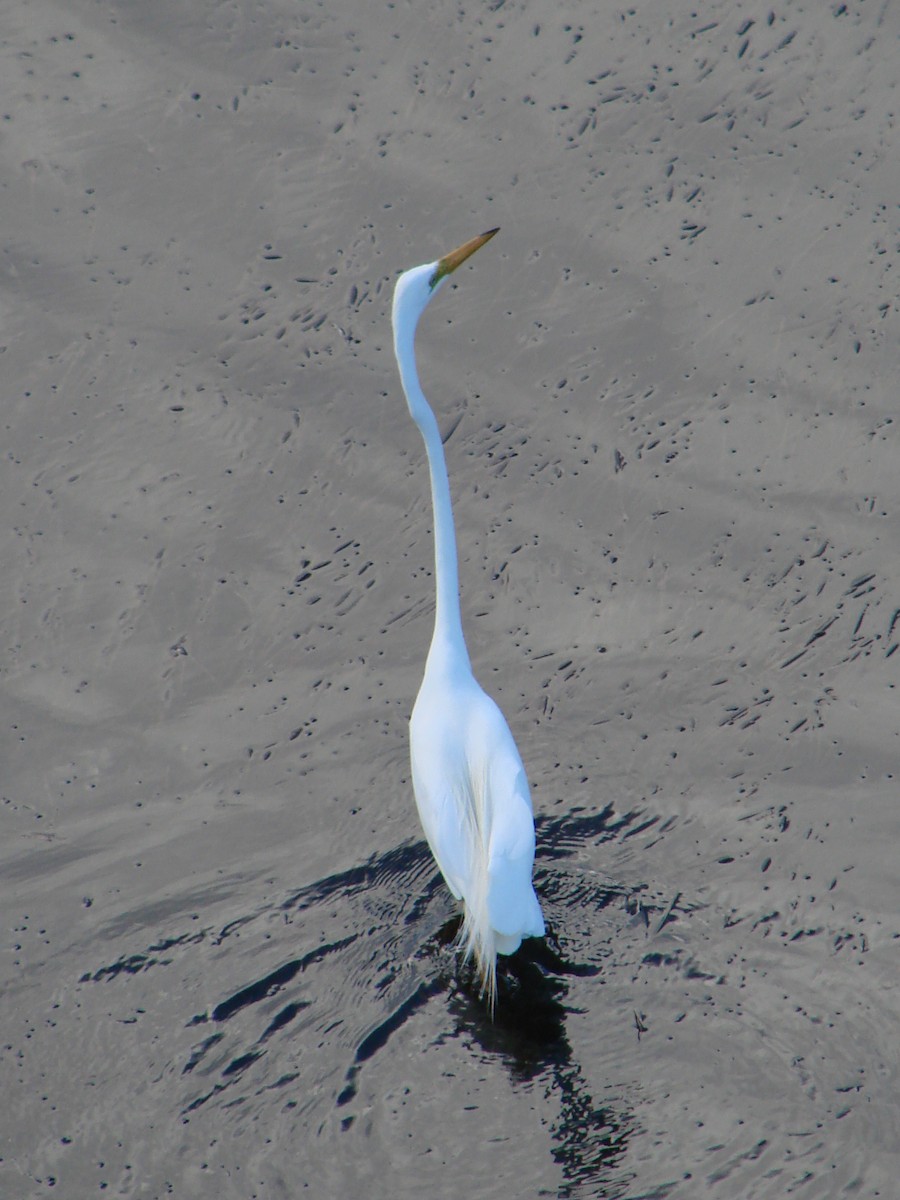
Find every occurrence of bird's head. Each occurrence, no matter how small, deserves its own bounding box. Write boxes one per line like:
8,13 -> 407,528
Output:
392,228 -> 499,338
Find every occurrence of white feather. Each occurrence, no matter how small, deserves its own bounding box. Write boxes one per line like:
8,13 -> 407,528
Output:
393,234 -> 544,1008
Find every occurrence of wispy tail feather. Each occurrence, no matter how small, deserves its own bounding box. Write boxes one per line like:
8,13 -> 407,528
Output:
458,902 -> 499,1011
456,801 -> 498,1006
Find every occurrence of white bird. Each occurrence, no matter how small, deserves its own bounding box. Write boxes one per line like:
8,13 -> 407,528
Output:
392,228 -> 545,1007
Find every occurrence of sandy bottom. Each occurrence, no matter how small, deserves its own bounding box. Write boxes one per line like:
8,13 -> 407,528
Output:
1,2 -> 897,1197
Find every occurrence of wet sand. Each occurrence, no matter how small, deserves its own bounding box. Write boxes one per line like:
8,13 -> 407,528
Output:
1,2 -> 898,1197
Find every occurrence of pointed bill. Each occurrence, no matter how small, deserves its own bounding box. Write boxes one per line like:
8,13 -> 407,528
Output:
431,227 -> 499,288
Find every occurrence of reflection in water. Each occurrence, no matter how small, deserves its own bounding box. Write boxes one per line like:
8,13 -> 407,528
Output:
448,937 -> 635,1199
81,803 -> 658,1196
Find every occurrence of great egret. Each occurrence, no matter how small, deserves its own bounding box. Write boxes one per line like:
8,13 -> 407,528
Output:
392,228 -> 545,1006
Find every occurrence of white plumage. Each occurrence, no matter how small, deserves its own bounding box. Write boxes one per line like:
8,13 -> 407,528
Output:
392,230 -> 544,1006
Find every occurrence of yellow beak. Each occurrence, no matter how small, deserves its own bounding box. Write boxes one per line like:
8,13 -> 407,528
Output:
431,228 -> 499,288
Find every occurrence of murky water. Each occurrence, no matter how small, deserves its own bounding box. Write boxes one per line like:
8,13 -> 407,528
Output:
2,2 -> 897,1197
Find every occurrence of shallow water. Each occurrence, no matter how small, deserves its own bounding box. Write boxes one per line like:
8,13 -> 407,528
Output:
1,2 -> 898,1197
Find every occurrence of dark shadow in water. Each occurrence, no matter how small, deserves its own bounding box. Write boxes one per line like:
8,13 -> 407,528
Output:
333,802 -> 646,1197
457,953 -> 634,1198
445,921 -> 636,1195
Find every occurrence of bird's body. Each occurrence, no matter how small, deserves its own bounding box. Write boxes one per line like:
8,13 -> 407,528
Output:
392,230 -> 544,1005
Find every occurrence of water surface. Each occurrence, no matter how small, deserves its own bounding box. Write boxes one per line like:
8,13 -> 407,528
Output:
1,2 -> 897,1196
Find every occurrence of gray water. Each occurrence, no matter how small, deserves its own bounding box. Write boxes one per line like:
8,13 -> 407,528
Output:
1,2 -> 897,1196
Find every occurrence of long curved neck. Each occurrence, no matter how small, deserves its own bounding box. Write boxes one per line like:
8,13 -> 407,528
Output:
394,318 -> 470,673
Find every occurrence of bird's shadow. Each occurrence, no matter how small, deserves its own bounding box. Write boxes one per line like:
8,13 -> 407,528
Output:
357,802 -> 648,1193
419,914 -> 634,1196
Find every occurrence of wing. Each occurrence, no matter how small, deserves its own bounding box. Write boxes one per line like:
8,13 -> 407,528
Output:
409,688 -> 475,901
475,703 -> 545,946
410,670 -> 544,952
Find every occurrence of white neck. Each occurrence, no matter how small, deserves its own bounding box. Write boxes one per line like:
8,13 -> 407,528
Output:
394,318 -> 471,675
